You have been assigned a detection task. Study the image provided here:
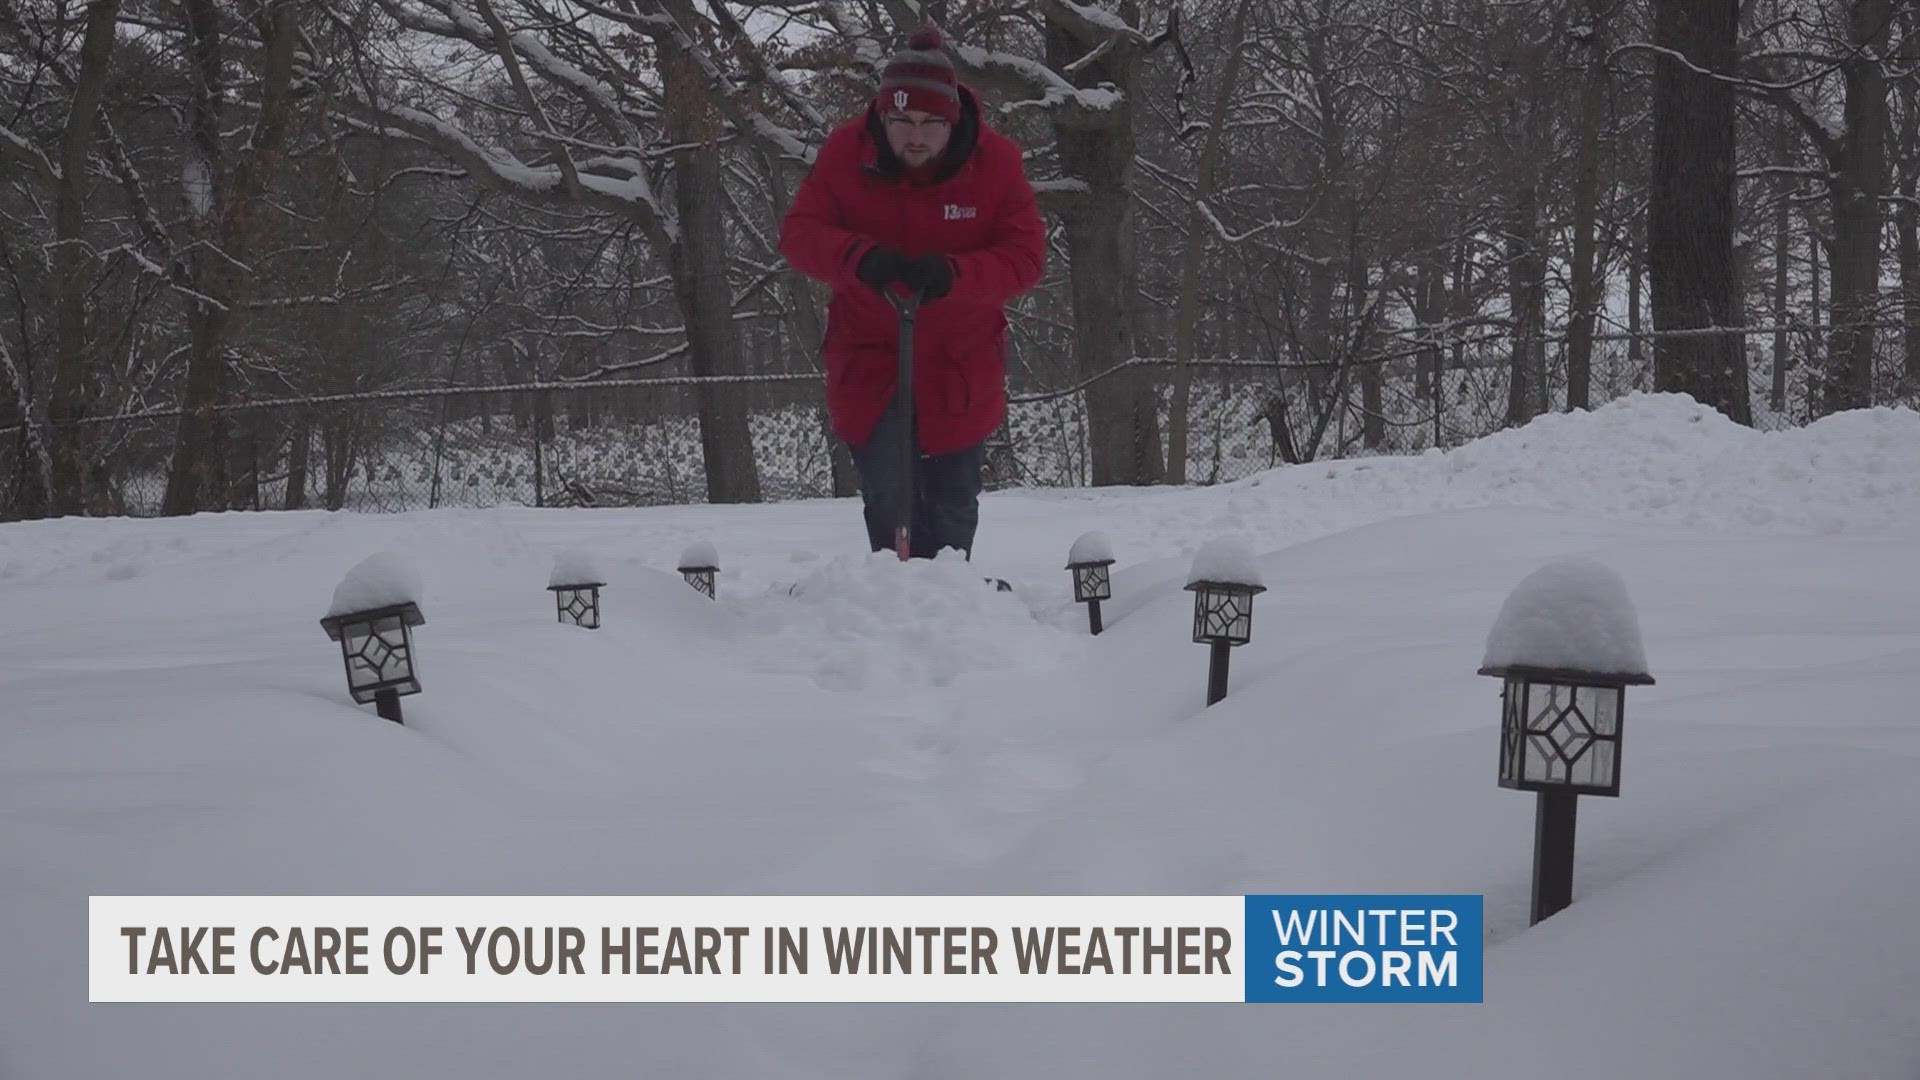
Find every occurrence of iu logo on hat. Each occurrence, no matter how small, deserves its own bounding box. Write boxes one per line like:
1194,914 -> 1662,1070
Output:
893,90 -> 909,110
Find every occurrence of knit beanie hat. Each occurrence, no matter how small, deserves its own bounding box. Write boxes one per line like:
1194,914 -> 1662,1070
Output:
876,23 -> 960,125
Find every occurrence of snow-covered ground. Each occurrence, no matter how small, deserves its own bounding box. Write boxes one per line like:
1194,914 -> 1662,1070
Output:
3,393 -> 1918,1079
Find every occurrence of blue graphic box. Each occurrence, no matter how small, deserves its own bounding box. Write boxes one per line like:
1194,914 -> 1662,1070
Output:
1242,894 -> 1484,1003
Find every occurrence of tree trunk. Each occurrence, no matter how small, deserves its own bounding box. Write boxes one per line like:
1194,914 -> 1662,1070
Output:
1825,178 -> 1884,414
1820,78 -> 1881,407
1505,193 -> 1544,428
1564,0 -> 1611,412
1774,213 -> 1793,412
1452,236 -> 1473,375
166,309 -> 234,516
1903,184 -> 1920,389
1809,214 -> 1823,348
1352,262 -> 1383,449
1046,10 -> 1163,486
1165,0 -> 1253,483
0,333 -> 51,518
231,417 -> 261,510
663,52 -> 761,503
285,417 -> 310,510
1412,261 -> 1447,446
1767,112 -> 1793,413
41,0 -> 123,516
1649,0 -> 1749,423
163,0 -> 300,514
324,410 -> 355,512
1505,234 -> 1530,426
1820,3 -> 1893,414
1900,79 -> 1920,392
1627,221 -> 1644,372
1413,264 -> 1440,399
1304,256 -> 1336,410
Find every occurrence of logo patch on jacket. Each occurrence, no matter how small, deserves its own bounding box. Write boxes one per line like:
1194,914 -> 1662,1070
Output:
944,204 -> 978,220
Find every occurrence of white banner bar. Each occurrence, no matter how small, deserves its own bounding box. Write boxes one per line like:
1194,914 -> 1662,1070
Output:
90,896 -> 1244,1003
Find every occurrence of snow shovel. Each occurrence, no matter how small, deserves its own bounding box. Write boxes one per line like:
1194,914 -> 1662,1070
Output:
887,289 -> 923,562
886,288 -> 1012,591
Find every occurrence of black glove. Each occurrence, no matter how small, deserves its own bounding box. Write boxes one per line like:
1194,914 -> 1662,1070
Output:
899,255 -> 955,301
855,246 -> 907,292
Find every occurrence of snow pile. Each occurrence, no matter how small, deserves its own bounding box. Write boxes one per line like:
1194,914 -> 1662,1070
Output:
1186,537 -> 1262,586
325,552 -> 422,617
753,552 -> 1081,691
1431,393 -> 1920,529
1482,556 -> 1649,676
548,549 -> 602,588
678,539 -> 718,570
1067,530 -> 1114,566
1130,394 -> 1920,568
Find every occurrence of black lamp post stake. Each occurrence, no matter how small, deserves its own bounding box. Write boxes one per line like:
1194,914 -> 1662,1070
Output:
375,688 -> 404,725
1532,790 -> 1578,924
1206,640 -> 1231,706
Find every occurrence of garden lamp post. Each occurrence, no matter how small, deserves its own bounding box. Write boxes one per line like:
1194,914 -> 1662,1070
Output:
549,552 -> 604,628
1480,557 -> 1654,926
679,541 -> 718,599
320,601 -> 426,725
548,581 -> 603,628
1066,531 -> 1116,635
1185,540 -> 1265,706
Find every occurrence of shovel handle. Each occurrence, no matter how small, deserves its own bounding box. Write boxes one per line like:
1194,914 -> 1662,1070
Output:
890,289 -> 923,561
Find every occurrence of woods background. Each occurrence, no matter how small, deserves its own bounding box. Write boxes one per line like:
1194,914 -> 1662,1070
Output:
3,0 -> 1916,518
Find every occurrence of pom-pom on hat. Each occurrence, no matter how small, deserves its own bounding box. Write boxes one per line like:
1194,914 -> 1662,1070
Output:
876,22 -> 960,125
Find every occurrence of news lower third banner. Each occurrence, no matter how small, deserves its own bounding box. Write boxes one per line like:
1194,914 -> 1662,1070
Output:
90,894 -> 1483,1003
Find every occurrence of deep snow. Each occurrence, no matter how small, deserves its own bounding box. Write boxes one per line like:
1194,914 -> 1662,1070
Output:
3,393 -> 1918,1079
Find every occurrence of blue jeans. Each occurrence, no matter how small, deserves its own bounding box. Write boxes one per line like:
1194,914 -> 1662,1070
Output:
848,393 -> 985,559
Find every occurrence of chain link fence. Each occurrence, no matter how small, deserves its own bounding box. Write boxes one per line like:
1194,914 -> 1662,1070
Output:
5,321 -> 1916,519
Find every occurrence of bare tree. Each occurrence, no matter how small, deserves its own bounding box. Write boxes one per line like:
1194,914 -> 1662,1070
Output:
1741,0 -> 1898,415
0,0 -> 125,514
1164,0 -> 1252,482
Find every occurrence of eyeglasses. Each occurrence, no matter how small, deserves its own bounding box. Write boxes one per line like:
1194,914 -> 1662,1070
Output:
884,113 -> 950,136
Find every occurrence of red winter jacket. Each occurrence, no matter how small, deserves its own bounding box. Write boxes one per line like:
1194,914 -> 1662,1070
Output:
779,85 -> 1046,455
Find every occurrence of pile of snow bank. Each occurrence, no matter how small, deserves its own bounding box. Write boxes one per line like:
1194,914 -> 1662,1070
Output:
1150,394 -> 1920,567
1482,556 -> 1649,676
326,552 -> 422,617
1433,393 -> 1920,529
